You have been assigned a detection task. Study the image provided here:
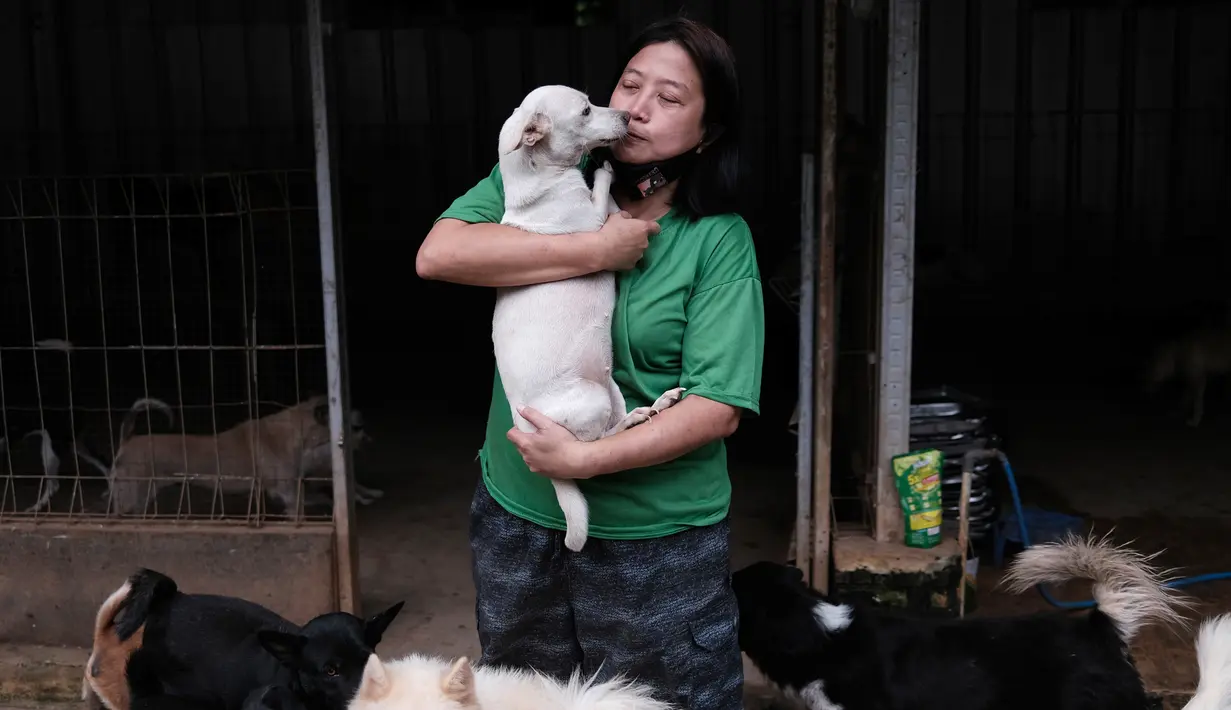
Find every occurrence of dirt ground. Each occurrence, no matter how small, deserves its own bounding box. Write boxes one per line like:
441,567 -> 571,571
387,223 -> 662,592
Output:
349,386 -> 1231,703
965,393 -> 1231,698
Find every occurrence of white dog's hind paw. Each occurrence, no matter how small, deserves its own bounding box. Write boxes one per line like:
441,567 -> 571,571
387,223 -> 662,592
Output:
608,407 -> 654,435
650,387 -> 687,414
626,408 -> 655,425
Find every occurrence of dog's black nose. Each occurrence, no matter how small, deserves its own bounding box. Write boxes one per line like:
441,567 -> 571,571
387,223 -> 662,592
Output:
620,112 -> 631,125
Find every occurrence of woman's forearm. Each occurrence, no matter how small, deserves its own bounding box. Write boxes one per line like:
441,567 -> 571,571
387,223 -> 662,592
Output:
576,395 -> 742,478
416,219 -> 602,287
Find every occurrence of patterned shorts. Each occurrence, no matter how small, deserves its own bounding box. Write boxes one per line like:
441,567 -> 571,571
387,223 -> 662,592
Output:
468,478 -> 744,710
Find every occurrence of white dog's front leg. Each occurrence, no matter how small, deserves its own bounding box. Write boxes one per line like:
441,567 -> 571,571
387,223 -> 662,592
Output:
592,160 -> 615,219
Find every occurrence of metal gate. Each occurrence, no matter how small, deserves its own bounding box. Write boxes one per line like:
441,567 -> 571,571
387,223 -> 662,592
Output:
0,0 -> 359,646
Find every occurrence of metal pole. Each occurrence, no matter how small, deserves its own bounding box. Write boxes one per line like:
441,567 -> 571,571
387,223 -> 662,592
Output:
796,153 -> 816,579
306,0 -> 360,616
874,0 -> 921,544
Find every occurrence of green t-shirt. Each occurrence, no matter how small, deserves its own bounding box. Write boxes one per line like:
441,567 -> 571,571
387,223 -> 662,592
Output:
436,161 -> 765,540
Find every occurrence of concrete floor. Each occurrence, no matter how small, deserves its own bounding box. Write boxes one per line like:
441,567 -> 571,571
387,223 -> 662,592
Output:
346,387 -> 1231,701
5,383 -> 1227,707
348,406 -> 798,701
961,392 -> 1231,696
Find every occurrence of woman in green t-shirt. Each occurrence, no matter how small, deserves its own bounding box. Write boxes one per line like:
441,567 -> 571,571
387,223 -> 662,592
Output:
417,16 -> 764,710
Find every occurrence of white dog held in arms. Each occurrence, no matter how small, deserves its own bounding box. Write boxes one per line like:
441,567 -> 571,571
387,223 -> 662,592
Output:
492,84 -> 685,552
348,653 -> 674,710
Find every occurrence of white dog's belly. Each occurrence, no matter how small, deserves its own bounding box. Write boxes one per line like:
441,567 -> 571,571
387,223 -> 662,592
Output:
493,273 -> 619,441
512,379 -> 616,442
493,276 -> 616,376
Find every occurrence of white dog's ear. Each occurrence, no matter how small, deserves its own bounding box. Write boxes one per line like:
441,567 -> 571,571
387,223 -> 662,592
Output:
358,654 -> 392,702
498,109 -> 551,155
440,656 -> 476,704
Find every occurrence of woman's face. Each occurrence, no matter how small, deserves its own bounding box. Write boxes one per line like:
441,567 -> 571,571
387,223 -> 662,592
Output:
608,41 -> 707,165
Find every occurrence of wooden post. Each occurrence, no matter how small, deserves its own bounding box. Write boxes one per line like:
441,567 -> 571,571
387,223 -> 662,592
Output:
957,468 -> 972,618
811,0 -> 840,595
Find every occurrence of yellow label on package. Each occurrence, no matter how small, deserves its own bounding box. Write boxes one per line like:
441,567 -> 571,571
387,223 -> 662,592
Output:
895,454 -> 941,493
891,448 -> 946,549
909,509 -> 943,531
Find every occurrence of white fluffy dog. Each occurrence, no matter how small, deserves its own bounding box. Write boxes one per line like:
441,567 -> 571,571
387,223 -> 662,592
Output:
1183,614 -> 1231,710
493,84 -> 686,552
347,653 -> 674,710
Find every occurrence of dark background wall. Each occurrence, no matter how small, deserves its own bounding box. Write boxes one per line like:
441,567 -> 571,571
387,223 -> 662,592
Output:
2,0 -> 1230,474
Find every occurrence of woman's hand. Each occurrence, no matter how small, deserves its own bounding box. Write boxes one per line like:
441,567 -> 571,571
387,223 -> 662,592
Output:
595,211 -> 660,271
506,406 -> 592,480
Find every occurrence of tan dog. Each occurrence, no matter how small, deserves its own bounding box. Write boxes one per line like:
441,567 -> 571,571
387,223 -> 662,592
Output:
298,408 -> 385,506
82,578 -> 146,710
1144,325 -> 1231,427
103,395 -> 336,516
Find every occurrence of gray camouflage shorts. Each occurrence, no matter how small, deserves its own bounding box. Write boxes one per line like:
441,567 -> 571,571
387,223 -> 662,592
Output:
468,478 -> 744,710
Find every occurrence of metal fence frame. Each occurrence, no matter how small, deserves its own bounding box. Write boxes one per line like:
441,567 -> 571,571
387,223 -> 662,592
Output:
0,0 -> 361,616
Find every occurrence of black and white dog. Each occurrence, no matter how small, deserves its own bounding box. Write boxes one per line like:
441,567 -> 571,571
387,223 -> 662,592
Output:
733,533 -> 1193,710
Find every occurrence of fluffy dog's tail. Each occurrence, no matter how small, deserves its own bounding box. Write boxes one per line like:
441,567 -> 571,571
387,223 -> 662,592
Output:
113,568 -> 179,641
558,665 -> 674,710
19,428 -> 62,514
118,398 -> 175,445
1183,614 -> 1231,710
999,531 -> 1192,644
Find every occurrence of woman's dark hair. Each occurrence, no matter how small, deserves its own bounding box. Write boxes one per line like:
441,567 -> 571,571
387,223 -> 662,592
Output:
613,16 -> 742,221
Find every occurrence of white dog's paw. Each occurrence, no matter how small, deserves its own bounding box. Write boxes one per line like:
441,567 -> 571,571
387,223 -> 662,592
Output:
621,407 -> 655,429
593,161 -> 614,189
650,387 -> 687,414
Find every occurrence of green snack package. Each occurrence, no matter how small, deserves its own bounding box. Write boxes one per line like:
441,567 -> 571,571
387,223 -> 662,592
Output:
891,448 -> 945,549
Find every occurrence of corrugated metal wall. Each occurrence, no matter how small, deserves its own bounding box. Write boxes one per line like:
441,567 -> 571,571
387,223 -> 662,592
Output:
917,0 -> 1231,322
0,0 -> 815,426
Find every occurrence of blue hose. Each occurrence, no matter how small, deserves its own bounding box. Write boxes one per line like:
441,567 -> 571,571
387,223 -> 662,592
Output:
994,450 -> 1231,609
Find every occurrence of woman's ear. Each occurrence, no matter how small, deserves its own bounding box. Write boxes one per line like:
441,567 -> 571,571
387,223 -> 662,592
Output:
697,124 -> 725,153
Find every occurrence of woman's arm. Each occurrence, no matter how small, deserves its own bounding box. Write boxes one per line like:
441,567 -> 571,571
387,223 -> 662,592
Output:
576,395 -> 740,477
417,214 -> 661,288
417,160 -> 660,288
509,395 -> 741,480
416,218 -> 608,287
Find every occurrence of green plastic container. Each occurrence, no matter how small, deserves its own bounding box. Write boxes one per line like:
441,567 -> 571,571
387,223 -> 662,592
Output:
891,448 -> 945,549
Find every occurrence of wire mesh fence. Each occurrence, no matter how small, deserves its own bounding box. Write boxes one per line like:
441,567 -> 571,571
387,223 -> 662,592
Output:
0,169 -> 362,525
